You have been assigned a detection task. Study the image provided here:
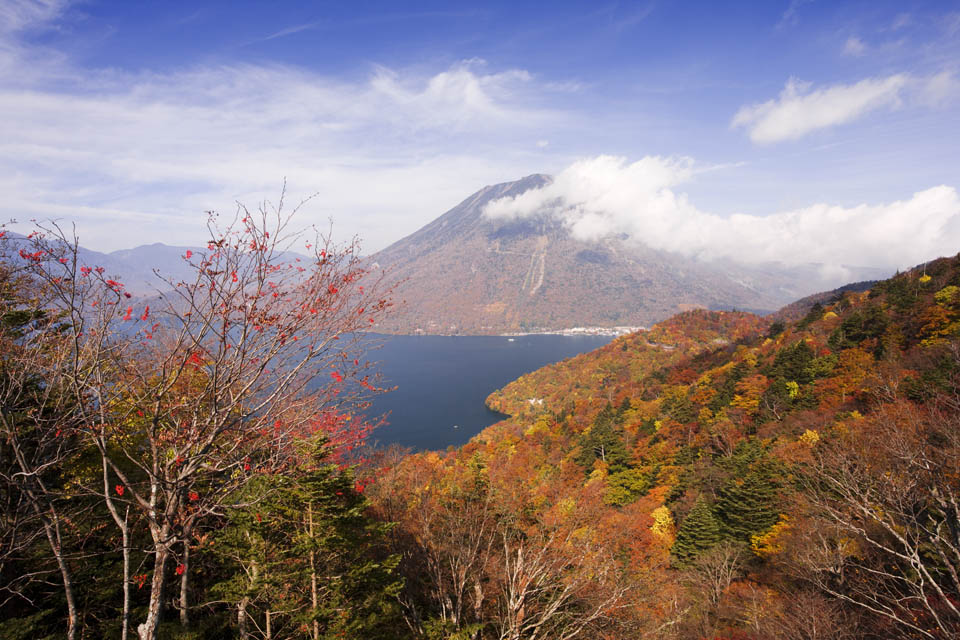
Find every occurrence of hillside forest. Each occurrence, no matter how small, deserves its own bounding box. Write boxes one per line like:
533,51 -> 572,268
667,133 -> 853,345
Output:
1,213 -> 959,639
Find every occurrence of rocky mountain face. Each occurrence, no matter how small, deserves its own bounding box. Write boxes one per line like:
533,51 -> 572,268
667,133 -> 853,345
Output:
371,175 -> 888,334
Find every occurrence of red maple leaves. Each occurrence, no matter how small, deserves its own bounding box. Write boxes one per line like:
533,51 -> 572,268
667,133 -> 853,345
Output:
19,249 -> 44,262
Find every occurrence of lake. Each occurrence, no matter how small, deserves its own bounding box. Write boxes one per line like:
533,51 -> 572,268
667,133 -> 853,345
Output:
360,334 -> 614,451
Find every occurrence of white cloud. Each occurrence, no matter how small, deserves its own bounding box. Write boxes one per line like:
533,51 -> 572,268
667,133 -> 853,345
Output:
919,71 -> 960,107
890,13 -> 911,31
776,0 -> 814,29
0,0 -> 66,33
0,0 -> 70,79
0,45 -> 564,250
368,61 -> 537,129
263,20 -> 324,41
733,73 -> 960,144
484,155 -> 960,272
945,13 -> 960,37
732,75 -> 908,143
843,36 -> 867,57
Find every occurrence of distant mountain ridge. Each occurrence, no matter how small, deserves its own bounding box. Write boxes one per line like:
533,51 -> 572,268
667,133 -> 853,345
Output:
371,175 -> 890,335
1,232 -> 206,295
95,242 -> 209,294
1,233 -> 311,297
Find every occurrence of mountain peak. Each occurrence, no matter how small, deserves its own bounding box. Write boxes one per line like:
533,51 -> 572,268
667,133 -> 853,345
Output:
370,175 -> 795,334
376,174 -> 553,263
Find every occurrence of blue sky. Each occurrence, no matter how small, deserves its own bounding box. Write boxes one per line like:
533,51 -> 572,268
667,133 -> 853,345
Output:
1,0 -> 958,273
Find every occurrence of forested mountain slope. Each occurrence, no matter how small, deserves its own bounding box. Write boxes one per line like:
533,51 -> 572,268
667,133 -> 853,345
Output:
367,252 -> 960,639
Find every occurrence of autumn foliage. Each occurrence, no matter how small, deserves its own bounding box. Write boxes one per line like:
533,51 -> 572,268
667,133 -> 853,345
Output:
4,201 -> 960,640
365,254 -> 960,639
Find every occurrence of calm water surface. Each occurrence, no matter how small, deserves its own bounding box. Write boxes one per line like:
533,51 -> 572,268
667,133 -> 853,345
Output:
361,334 -> 613,451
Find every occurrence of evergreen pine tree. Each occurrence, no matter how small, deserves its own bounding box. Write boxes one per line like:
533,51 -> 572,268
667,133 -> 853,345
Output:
575,404 -> 631,474
295,447 -> 403,640
212,438 -> 403,639
671,495 -> 723,565
796,302 -> 826,328
715,459 -> 782,541
668,393 -> 697,424
768,340 -> 816,384
708,361 -> 749,412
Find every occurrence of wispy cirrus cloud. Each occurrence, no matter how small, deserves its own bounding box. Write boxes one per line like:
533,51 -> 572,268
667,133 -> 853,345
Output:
890,13 -> 911,31
262,20 -> 324,41
842,36 -> 866,57
733,73 -> 959,144
776,0 -> 815,29
732,75 -> 908,143
0,0 -> 67,33
919,70 -> 960,107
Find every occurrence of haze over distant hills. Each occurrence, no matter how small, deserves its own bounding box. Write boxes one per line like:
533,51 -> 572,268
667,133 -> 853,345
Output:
1,233 -> 317,298
1,233 -> 205,296
83,242 -> 208,295
371,175 -> 890,335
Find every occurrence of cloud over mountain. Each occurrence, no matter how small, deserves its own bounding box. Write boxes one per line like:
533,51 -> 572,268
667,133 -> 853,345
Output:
484,155 -> 960,274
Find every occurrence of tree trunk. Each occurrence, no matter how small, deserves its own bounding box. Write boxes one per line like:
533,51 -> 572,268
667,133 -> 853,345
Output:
101,453 -> 131,640
473,583 -> 484,640
179,520 -> 193,629
8,427 -> 79,640
266,609 -> 272,640
121,508 -> 131,640
309,502 -> 319,640
137,537 -> 170,640
238,553 -> 260,640
41,515 -> 78,640
238,597 -> 251,640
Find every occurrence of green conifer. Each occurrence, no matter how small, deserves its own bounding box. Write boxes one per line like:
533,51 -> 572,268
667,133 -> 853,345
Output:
716,459 -> 782,541
671,495 -> 723,565
575,403 -> 631,474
